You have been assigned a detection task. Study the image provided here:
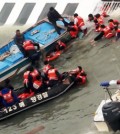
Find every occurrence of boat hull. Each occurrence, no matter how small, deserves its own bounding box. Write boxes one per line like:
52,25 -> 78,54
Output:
0,76 -> 74,121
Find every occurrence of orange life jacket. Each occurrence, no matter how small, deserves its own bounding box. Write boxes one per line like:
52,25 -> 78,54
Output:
47,69 -> 58,80
33,80 -> 43,90
102,26 -> 114,38
58,41 -> 66,48
117,29 -> 120,33
109,22 -> 115,29
69,25 -> 78,38
77,75 -> 86,84
23,41 -> 35,51
30,69 -> 40,82
75,16 -> 85,27
97,16 -> 104,25
2,90 -> 14,103
43,64 -> 51,74
23,71 -> 30,84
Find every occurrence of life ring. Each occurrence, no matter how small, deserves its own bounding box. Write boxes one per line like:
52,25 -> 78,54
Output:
10,45 -> 20,54
45,51 -> 62,62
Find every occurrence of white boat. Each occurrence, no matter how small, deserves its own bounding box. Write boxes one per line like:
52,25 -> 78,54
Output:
94,80 -> 120,132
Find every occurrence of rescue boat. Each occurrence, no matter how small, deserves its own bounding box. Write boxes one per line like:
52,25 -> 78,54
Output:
0,74 -> 74,121
0,17 -> 70,83
94,82 -> 120,132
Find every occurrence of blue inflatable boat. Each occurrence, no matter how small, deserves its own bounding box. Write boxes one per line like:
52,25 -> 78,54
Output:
0,18 -> 69,82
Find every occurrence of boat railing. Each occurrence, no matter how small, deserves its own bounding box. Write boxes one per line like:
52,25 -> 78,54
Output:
93,0 -> 120,15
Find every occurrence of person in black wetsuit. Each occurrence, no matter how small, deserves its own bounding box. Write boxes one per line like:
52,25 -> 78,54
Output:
14,30 -> 26,56
47,7 -> 69,35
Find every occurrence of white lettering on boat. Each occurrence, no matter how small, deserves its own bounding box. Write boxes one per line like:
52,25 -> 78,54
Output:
42,92 -> 48,98
4,108 -> 8,114
30,92 -> 48,103
12,105 -> 17,110
30,96 -> 37,103
8,107 -> 13,112
36,94 -> 43,100
19,102 -> 25,108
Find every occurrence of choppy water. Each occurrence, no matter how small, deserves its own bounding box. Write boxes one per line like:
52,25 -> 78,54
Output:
0,25 -> 120,134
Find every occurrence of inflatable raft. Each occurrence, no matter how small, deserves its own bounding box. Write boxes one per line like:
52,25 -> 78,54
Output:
0,74 -> 74,121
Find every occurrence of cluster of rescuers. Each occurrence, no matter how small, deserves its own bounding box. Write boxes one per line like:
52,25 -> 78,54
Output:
1,6 -> 120,108
0,63 -> 86,108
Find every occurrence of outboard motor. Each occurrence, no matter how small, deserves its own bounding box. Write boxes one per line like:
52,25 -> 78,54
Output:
102,102 -> 120,131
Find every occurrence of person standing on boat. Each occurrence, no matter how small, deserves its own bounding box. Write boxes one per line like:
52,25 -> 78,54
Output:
47,64 -> 61,87
74,13 -> 87,35
14,29 -> 26,56
47,7 -> 69,35
0,88 -> 19,107
23,40 -> 40,67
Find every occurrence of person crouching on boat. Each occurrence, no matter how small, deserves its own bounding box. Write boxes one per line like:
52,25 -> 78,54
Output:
74,13 -> 87,36
0,88 -> 19,107
33,75 -> 46,94
55,40 -> 66,51
67,22 -> 79,39
43,61 -> 51,79
69,66 -> 87,84
23,66 -> 41,93
23,40 -> 40,67
47,64 -> 61,87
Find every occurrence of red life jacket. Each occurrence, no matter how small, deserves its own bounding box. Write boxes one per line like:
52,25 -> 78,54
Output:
77,74 -> 86,84
97,16 -> 104,25
30,69 -> 40,82
109,22 -> 115,29
102,26 -> 114,38
23,41 -> 35,51
58,41 -> 66,48
33,80 -> 43,90
69,25 -> 78,38
95,26 -> 102,32
117,29 -> 120,33
2,90 -> 14,103
43,64 -> 51,74
47,69 -> 58,80
75,16 -> 85,27
23,71 -> 30,84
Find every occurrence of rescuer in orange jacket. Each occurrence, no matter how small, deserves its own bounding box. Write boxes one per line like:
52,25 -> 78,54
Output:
91,25 -> 115,45
67,22 -> 79,38
108,19 -> 119,30
32,75 -> 46,94
0,88 -> 19,107
113,26 -> 120,42
23,40 -> 40,67
47,64 -> 61,87
55,40 -> 66,51
23,66 -> 41,93
69,66 -> 87,85
74,13 -> 87,35
69,66 -> 86,77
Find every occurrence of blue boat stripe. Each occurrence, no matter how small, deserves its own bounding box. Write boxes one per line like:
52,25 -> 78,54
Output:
37,3 -> 57,22
14,3 -> 36,25
62,3 -> 79,15
0,3 -> 15,25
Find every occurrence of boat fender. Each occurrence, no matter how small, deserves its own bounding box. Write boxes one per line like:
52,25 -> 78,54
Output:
109,80 -> 117,86
100,81 -> 109,87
